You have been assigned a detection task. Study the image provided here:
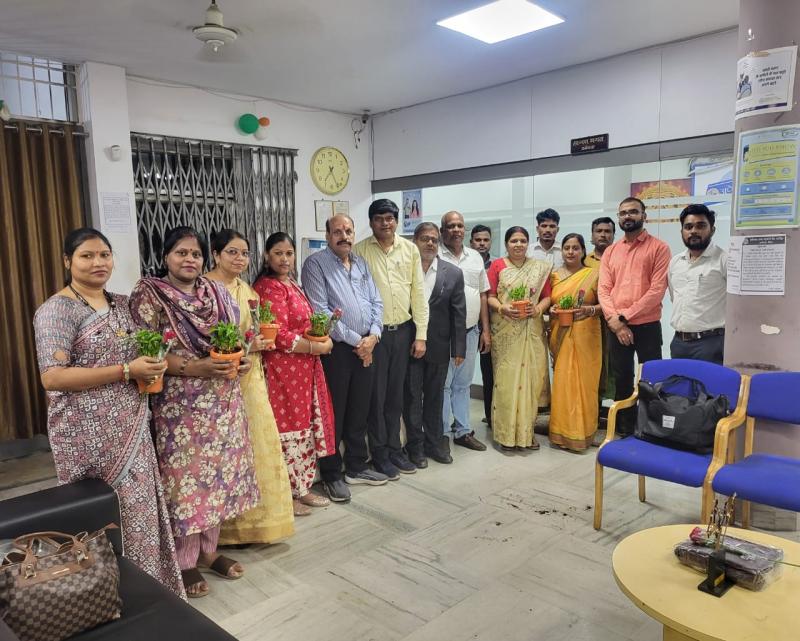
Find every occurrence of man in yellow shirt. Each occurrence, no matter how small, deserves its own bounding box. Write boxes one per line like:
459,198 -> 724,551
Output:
353,199 -> 429,480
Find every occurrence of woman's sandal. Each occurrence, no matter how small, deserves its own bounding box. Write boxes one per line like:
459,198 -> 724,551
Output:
299,492 -> 330,508
293,500 -> 313,516
526,441 -> 541,450
199,555 -> 244,580
181,567 -> 210,598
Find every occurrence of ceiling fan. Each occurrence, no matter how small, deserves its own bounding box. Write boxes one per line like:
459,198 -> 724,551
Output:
192,1 -> 246,62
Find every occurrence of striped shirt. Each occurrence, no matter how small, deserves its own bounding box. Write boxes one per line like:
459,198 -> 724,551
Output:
301,246 -> 384,347
353,235 -> 429,340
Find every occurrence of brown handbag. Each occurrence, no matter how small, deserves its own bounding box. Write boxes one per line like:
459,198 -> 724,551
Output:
0,525 -> 122,641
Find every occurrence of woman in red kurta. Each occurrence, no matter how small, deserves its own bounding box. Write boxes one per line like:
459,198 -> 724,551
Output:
253,232 -> 336,516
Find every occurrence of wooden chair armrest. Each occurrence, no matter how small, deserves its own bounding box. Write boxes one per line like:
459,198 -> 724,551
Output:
706,375 -> 751,481
602,392 -> 638,446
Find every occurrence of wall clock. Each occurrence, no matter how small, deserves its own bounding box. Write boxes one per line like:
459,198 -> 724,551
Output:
310,146 -> 349,195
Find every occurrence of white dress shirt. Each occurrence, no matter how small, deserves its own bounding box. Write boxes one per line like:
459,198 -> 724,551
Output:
438,244 -> 489,328
527,239 -> 563,268
423,257 -> 438,302
668,244 -> 727,332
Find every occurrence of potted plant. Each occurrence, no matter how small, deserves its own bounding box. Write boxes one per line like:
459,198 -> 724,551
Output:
304,309 -> 342,343
209,321 -> 244,379
508,285 -> 531,318
554,293 -> 577,327
131,328 -> 176,393
250,298 -> 279,342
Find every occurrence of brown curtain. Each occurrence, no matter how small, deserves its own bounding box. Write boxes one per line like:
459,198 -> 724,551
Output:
0,121 -> 85,441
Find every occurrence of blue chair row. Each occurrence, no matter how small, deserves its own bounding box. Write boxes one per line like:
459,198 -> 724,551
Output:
593,359 -> 749,530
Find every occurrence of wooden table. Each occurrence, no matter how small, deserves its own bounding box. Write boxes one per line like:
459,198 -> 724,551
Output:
612,524 -> 800,641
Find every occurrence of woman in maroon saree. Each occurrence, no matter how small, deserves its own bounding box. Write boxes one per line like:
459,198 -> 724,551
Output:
129,227 -> 259,598
34,228 -> 184,598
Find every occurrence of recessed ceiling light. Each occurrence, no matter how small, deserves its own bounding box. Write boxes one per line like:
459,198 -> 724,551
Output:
437,0 -> 564,44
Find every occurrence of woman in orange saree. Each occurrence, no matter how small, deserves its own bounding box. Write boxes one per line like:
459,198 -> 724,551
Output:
548,233 -> 602,452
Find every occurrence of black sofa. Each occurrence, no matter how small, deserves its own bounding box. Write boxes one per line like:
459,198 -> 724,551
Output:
0,479 -> 236,641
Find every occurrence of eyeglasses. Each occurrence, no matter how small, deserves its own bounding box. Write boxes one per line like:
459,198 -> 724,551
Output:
619,209 -> 643,218
418,236 -> 439,245
223,248 -> 251,258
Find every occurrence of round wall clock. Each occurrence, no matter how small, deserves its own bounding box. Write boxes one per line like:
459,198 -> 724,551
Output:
310,146 -> 349,195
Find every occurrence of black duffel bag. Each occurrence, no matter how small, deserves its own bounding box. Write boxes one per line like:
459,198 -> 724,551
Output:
635,375 -> 730,453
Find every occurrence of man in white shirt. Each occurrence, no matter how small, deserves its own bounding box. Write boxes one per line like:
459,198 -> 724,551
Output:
527,208 -> 563,268
439,211 -> 491,452
668,204 -> 727,364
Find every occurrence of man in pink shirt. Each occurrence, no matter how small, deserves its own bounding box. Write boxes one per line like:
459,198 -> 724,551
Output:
598,197 -> 671,435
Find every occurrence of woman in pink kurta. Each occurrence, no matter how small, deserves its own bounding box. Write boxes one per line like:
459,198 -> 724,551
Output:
253,232 -> 335,517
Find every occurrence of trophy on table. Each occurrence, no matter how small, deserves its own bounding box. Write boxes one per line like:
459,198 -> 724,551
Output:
698,495 -> 736,597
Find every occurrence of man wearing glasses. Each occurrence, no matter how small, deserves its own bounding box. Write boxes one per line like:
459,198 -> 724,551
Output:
598,197 -> 671,435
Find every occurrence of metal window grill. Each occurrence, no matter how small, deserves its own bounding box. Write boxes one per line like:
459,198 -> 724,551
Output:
131,133 -> 297,281
0,51 -> 78,122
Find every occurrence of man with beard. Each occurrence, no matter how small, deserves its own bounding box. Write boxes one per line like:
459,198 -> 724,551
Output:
439,211 -> 490,452
585,217 -> 615,267
354,199 -> 428,480
302,214 -> 389,502
598,197 -> 671,435
403,223 -> 466,467
668,204 -> 727,364
528,208 -> 563,268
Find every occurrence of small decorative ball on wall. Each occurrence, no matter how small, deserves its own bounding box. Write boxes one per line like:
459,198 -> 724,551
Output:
258,117 -> 270,127
237,113 -> 259,134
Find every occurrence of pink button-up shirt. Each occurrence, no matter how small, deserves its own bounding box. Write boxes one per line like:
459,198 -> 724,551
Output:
598,229 -> 671,326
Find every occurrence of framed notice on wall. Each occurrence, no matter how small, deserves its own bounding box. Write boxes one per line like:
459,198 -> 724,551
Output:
314,200 -> 349,232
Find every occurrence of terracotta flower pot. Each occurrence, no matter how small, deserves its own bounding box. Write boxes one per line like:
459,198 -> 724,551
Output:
555,309 -> 575,327
304,331 -> 329,343
137,374 -> 164,394
511,299 -> 530,318
259,322 -> 279,342
210,348 -> 244,379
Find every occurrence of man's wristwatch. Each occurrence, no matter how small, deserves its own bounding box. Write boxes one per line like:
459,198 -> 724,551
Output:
618,315 -> 628,325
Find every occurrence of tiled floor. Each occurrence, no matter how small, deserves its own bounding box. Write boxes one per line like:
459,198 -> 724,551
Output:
3,401 -> 798,640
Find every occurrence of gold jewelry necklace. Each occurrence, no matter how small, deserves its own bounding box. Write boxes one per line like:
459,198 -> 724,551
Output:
69,284 -> 129,338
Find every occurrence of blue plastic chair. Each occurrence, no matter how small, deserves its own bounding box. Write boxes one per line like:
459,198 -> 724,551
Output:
593,359 -> 749,530
710,372 -> 800,528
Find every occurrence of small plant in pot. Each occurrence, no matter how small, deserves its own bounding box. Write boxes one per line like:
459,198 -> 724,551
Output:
250,298 -> 279,343
508,285 -> 531,318
131,328 -> 176,394
555,293 -> 577,327
304,308 -> 342,343
209,321 -> 244,379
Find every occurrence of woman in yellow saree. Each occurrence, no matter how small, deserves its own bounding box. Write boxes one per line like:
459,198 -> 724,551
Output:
206,229 -> 295,543
548,233 -> 602,451
487,226 -> 552,450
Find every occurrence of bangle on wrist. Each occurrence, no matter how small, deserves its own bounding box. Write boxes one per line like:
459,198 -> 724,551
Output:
122,362 -> 130,383
310,341 -> 315,355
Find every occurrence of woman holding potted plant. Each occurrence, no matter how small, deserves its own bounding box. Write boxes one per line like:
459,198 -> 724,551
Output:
548,233 -> 602,451
206,229 -> 295,545
33,227 -> 184,597
129,226 -> 259,598
254,232 -> 336,517
486,226 -> 552,450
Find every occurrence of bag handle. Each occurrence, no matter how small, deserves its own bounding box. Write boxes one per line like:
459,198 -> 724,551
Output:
655,375 -> 709,402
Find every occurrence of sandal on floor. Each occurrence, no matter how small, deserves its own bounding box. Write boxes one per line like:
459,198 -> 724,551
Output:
299,492 -> 330,508
181,567 -> 210,598
200,555 -> 243,580
500,445 -> 516,451
293,499 -> 313,516
526,441 -> 540,450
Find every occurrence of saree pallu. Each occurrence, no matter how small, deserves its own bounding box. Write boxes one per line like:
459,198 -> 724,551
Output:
129,277 -> 259,538
217,277 -> 295,545
490,259 -> 550,447
548,267 -> 602,451
33,295 -> 184,598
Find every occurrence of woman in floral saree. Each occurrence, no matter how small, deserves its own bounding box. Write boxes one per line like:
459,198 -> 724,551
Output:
486,226 -> 552,450
548,233 -> 602,451
34,228 -> 184,598
129,226 -> 259,598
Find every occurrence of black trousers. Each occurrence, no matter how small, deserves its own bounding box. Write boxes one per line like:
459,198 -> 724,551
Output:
319,341 -> 374,481
609,321 -> 663,434
369,321 -> 414,462
480,351 -> 493,426
403,358 -> 449,457
669,333 -> 724,365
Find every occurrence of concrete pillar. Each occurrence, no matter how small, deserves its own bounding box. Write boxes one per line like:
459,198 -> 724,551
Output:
725,0 -> 800,530
77,62 -> 141,294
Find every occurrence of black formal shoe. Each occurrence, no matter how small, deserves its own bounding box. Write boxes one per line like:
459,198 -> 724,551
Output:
409,454 -> 428,469
427,450 -> 453,464
454,432 -> 487,451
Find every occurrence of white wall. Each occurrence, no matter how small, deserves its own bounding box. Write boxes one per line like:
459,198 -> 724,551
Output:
125,76 -> 373,277
373,30 -> 737,179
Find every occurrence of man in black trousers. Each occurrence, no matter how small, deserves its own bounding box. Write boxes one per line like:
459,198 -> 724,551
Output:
403,222 -> 466,467
470,224 -> 494,428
